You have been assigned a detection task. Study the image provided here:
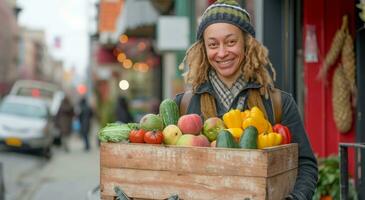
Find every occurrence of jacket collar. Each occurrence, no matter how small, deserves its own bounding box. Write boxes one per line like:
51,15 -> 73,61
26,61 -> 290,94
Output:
195,80 -> 262,94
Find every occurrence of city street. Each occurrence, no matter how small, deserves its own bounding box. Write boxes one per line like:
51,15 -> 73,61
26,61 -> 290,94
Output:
0,121 -> 100,200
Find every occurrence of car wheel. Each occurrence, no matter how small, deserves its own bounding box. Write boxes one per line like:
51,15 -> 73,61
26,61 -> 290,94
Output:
43,146 -> 52,160
53,136 -> 62,146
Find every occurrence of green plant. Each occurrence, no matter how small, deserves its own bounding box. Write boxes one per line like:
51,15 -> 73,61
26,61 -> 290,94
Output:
313,155 -> 357,200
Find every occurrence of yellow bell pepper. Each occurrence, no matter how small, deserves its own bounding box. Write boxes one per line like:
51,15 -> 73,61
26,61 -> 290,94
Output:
250,106 -> 265,119
223,109 -> 242,128
227,128 -> 243,140
267,121 -> 273,132
242,116 -> 270,134
241,110 -> 250,122
257,132 -> 283,149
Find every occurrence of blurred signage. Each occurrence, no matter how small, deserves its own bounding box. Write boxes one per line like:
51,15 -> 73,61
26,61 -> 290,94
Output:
54,36 -> 61,49
157,16 -> 189,51
98,0 -> 124,33
304,25 -> 319,63
96,47 -> 116,64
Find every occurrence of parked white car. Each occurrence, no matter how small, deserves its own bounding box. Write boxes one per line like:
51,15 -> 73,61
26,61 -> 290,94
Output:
0,95 -> 54,158
9,80 -> 65,145
9,79 -> 64,117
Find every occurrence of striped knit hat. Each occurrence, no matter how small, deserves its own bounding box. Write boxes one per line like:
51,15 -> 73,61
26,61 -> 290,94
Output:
196,0 -> 255,40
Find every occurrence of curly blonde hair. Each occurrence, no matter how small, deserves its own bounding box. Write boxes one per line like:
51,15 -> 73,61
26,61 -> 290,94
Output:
179,33 -> 276,98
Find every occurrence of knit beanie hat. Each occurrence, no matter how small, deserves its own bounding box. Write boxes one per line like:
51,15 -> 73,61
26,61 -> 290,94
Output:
196,0 -> 255,40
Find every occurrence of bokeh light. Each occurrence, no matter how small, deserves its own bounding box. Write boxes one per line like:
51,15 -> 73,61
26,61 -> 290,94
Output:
119,80 -> 129,90
123,59 -> 133,69
119,34 -> 128,43
117,53 -> 126,63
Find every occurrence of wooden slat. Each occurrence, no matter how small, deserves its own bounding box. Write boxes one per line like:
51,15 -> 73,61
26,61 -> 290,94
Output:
100,167 -> 267,200
101,195 -> 151,200
100,143 -> 298,177
100,196 -> 114,200
264,144 -> 298,176
266,168 -> 298,200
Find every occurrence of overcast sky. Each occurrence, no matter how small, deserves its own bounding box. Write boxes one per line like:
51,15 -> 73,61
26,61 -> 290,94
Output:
17,0 -> 97,78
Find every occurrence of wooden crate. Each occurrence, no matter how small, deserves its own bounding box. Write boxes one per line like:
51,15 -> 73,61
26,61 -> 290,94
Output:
100,143 -> 298,200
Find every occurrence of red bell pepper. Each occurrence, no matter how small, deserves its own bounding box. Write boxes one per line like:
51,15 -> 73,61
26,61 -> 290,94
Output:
272,124 -> 292,144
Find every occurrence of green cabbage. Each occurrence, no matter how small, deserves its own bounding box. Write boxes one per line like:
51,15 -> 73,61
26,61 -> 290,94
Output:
98,123 -> 131,143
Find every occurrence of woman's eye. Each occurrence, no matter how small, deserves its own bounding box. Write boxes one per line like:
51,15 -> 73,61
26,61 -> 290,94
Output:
227,40 -> 236,46
208,43 -> 218,48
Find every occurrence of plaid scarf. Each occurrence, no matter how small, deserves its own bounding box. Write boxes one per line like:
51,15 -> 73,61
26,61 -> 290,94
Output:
209,70 -> 247,111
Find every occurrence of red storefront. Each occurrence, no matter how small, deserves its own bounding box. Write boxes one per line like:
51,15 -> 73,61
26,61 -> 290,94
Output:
303,0 -> 357,170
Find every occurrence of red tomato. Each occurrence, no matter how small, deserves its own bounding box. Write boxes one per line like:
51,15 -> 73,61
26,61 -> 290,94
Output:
144,130 -> 163,144
129,129 -> 146,143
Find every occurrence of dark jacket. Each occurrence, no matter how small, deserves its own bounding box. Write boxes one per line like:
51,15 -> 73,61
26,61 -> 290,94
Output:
175,81 -> 318,200
116,96 -> 134,123
79,98 -> 93,134
55,97 -> 74,136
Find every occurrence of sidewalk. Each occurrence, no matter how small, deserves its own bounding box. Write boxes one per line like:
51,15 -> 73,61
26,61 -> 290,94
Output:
28,125 -> 100,200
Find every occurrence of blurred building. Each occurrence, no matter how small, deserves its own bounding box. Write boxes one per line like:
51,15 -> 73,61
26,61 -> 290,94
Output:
0,0 -> 19,96
43,55 -> 64,84
17,28 -> 46,80
90,0 -> 167,125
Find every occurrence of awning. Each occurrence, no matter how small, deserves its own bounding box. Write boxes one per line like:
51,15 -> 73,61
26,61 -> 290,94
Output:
114,0 -> 159,38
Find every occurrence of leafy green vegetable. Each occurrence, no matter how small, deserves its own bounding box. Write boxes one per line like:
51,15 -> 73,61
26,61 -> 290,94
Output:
313,155 -> 357,200
127,123 -> 140,130
98,123 -> 131,143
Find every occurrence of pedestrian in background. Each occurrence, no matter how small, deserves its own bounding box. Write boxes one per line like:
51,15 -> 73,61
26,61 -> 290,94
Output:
78,97 -> 93,151
115,96 -> 134,123
175,0 -> 318,199
55,96 -> 75,152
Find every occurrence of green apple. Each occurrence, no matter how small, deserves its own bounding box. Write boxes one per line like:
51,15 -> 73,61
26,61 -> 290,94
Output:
162,124 -> 182,145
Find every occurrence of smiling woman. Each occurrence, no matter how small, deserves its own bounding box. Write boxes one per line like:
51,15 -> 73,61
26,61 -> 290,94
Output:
204,23 -> 245,87
174,0 -> 318,199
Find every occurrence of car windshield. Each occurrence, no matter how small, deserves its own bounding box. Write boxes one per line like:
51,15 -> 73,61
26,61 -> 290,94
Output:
0,102 -> 48,118
16,88 -> 54,100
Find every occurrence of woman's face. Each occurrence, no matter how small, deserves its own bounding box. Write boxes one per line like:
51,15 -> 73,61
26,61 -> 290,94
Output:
203,23 -> 245,86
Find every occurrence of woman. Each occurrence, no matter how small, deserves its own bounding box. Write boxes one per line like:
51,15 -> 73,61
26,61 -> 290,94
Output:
175,0 -> 318,199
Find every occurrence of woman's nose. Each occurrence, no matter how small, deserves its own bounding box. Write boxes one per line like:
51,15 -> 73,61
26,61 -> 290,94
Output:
217,45 -> 227,58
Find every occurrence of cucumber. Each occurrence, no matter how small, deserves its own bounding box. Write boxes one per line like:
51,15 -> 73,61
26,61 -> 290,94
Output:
239,126 -> 258,149
216,130 -> 238,148
159,98 -> 180,126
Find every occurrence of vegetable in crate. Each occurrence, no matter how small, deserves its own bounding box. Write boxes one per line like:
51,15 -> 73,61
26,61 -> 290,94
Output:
216,129 -> 238,148
127,123 -> 140,130
239,126 -> 258,149
159,98 -> 180,126
162,124 -> 182,145
222,109 -> 242,128
272,124 -> 292,144
177,114 -> 203,135
129,129 -> 146,143
140,113 -> 164,131
257,132 -> 283,149
144,130 -> 164,144
175,134 -> 210,147
250,106 -> 265,119
242,116 -> 271,134
202,117 -> 226,142
98,123 -> 131,142
227,127 -> 243,141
